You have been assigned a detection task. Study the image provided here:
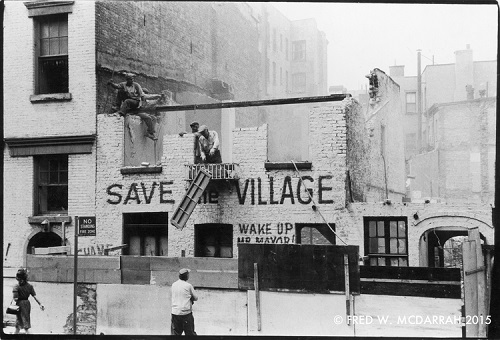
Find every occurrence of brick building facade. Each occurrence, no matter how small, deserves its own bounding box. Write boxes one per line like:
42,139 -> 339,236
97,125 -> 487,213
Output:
3,1 -> 494,274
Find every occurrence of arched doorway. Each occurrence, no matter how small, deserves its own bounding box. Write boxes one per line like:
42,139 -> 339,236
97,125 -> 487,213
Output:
27,231 -> 62,254
423,227 -> 486,268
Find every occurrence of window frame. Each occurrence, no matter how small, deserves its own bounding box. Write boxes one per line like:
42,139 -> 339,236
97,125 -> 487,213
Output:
296,223 -> 336,245
34,13 -> 69,95
195,223 -> 233,258
292,40 -> 306,61
35,154 -> 69,216
122,212 -> 169,256
405,91 -> 417,114
363,217 -> 409,267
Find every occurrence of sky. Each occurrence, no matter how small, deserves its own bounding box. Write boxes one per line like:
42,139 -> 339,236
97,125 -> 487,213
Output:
272,2 -> 498,90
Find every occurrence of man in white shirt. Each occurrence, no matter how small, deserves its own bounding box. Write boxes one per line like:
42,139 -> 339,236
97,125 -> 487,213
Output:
197,125 -> 222,163
171,268 -> 198,335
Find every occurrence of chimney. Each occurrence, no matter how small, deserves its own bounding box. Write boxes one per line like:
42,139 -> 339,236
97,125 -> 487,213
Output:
389,65 -> 405,77
454,45 -> 474,101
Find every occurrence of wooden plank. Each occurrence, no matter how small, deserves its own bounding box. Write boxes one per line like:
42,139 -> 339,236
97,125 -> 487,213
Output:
360,281 -> 461,299
344,254 -> 351,325
156,94 -> 347,112
360,265 -> 461,282
238,244 -> 360,293
121,269 -> 151,285
254,263 -> 261,332
469,228 -> 487,337
463,240 -> 479,337
120,256 -> 151,270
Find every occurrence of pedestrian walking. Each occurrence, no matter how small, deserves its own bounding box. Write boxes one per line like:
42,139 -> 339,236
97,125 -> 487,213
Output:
13,269 -> 44,334
171,268 -> 198,335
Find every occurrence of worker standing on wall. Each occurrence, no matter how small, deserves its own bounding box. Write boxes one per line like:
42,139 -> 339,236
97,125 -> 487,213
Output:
171,268 -> 198,335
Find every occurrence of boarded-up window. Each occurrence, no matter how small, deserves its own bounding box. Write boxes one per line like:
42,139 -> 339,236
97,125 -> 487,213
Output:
266,103 -> 309,162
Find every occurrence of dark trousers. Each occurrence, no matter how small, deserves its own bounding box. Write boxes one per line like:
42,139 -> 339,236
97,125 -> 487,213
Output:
203,149 -> 222,164
171,313 -> 196,335
116,90 -> 156,135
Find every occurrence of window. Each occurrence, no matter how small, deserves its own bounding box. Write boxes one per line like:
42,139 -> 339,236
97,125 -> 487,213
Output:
286,71 -> 289,93
292,73 -> 306,93
285,38 -> 289,60
266,58 -> 270,84
280,34 -> 283,51
273,28 -> 277,52
195,224 -> 233,258
272,62 -> 276,86
292,40 -> 306,61
364,217 -> 408,266
406,92 -> 416,114
35,154 -> 68,215
36,14 -> 69,94
123,213 -> 168,256
296,223 -> 336,245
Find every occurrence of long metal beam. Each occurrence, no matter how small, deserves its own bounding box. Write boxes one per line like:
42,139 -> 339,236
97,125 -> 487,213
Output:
155,94 -> 348,112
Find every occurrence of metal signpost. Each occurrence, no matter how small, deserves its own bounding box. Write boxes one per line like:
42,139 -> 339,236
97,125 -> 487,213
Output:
73,216 -> 96,334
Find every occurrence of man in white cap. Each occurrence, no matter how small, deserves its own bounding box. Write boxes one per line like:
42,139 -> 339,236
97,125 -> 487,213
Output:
171,268 -> 198,335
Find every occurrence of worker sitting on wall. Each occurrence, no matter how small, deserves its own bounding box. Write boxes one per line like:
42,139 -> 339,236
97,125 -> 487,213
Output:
198,125 -> 222,164
107,73 -> 157,140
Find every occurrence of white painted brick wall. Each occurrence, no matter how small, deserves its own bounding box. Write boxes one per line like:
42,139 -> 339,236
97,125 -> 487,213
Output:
3,1 -> 96,138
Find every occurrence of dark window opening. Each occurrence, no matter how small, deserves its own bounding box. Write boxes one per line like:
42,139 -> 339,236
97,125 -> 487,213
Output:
35,154 -> 68,215
36,14 -> 69,94
27,232 -> 63,254
195,224 -> 233,258
123,212 -> 168,256
296,223 -> 336,245
364,217 -> 408,266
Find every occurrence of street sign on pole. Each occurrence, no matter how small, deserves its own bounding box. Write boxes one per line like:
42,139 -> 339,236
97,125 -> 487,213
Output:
73,216 -> 78,335
78,216 -> 96,236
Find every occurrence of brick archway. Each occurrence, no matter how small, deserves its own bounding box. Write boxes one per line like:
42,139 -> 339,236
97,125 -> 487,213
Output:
415,215 -> 492,267
22,228 -> 64,267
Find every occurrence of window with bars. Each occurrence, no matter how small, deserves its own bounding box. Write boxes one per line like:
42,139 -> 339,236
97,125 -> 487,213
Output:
35,154 -> 68,215
195,224 -> 233,258
292,40 -> 306,61
364,217 -> 408,266
36,14 -> 69,94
